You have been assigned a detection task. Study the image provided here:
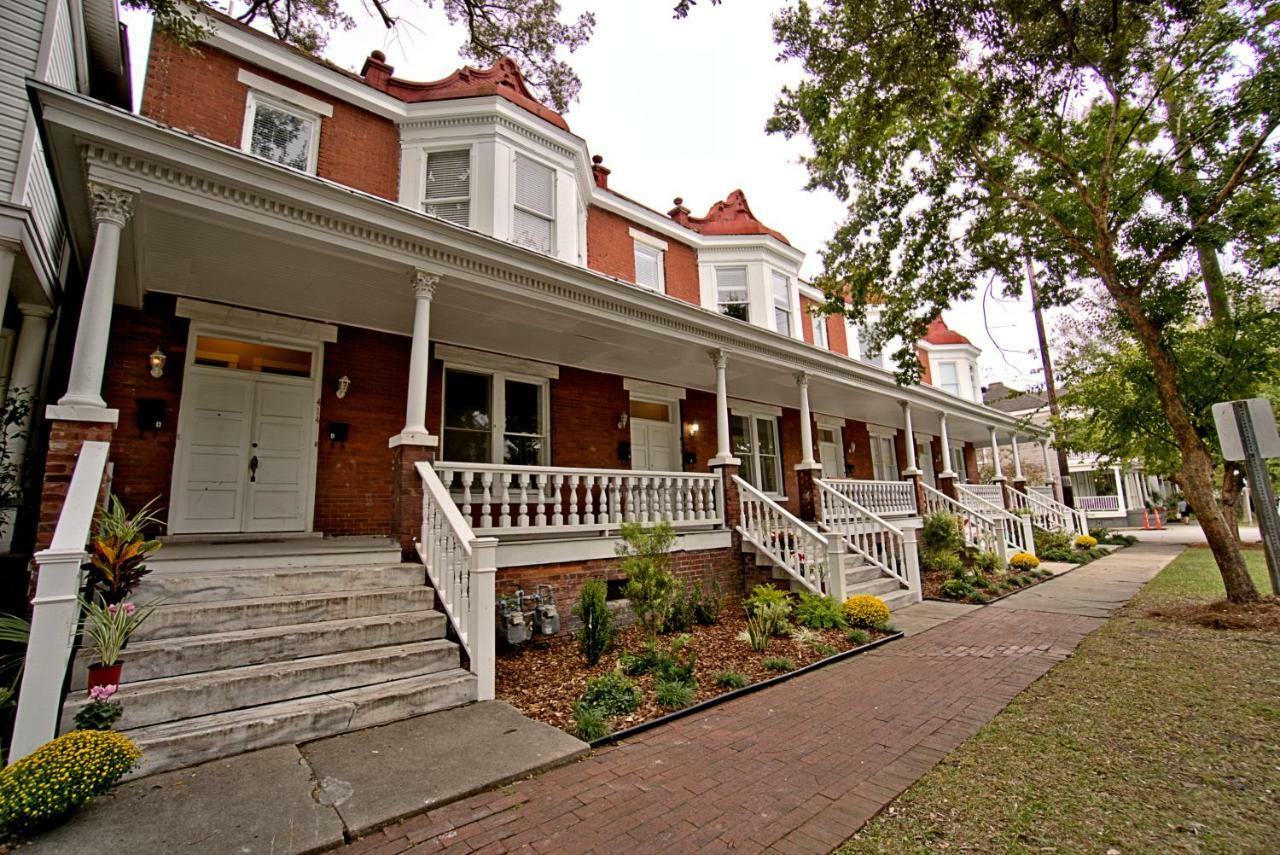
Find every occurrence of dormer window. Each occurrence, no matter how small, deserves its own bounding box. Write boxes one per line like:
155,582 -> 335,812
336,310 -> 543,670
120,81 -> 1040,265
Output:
424,149 -> 471,226
242,92 -> 320,173
630,229 -> 667,292
772,271 -> 794,336
513,154 -> 556,254
716,267 -> 749,321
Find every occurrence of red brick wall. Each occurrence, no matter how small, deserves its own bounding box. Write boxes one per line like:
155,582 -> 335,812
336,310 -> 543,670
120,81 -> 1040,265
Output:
585,206 -> 701,305
551,367 -> 629,468
141,34 -> 399,200
681,390 -> 718,471
827,313 -> 848,356
36,421 -> 115,550
844,419 -> 873,479
917,347 -> 933,385
964,442 -> 980,482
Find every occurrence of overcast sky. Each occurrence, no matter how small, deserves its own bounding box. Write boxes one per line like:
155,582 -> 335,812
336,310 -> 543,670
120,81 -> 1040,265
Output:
119,1 -> 1061,390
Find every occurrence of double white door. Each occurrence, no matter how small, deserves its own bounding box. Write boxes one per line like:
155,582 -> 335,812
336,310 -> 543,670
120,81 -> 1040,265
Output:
171,369 -> 315,533
631,417 -> 677,471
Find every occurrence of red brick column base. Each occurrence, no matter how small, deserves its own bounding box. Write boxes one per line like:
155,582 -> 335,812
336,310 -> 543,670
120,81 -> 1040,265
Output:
1013,478 -> 1028,496
794,463 -> 823,523
390,441 -> 437,560
937,473 -> 958,501
711,460 -> 753,596
36,420 -> 115,551
906,472 -> 927,517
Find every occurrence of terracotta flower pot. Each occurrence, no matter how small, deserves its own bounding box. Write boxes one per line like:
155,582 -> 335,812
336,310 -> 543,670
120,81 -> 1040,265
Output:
87,663 -> 122,690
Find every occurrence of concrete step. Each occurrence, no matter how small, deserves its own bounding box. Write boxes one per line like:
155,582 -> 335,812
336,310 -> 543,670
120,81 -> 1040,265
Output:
881,588 -> 918,613
147,536 -> 402,573
134,563 -> 426,604
71,609 -> 448,690
843,564 -> 884,585
65,640 -> 460,731
846,577 -> 905,598
134,587 -> 437,642
124,669 -> 477,778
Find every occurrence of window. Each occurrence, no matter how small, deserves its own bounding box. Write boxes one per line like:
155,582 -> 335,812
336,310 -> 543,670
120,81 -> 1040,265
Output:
772,271 -> 793,336
950,445 -> 967,481
513,154 -> 555,254
193,335 -> 312,377
441,368 -> 548,465
868,432 -> 900,482
812,314 -> 828,349
423,149 -> 470,227
716,267 -> 750,321
243,93 -> 319,172
858,323 -> 883,368
970,363 -> 981,401
732,413 -> 782,494
634,243 -> 664,290
937,361 -> 961,396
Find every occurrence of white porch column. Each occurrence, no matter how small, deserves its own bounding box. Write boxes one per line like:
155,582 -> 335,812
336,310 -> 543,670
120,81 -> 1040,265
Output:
5,303 -> 52,466
796,372 -> 816,466
710,349 -> 738,465
900,401 -> 920,474
1112,465 -> 1127,513
988,426 -> 1004,481
56,183 -> 135,412
392,269 -> 439,447
1040,439 -> 1054,483
937,411 -> 954,476
1010,435 -> 1024,480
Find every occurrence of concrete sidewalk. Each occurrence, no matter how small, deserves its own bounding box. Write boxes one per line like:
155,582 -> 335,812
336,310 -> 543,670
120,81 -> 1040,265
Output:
337,543 -> 1183,854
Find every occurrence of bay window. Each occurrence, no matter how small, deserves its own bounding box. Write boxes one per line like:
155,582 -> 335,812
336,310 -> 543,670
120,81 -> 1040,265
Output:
513,154 -> 556,254
937,361 -> 961,396
868,432 -> 900,482
716,267 -> 750,321
423,149 -> 471,227
732,413 -> 782,494
442,367 -> 548,465
771,271 -> 794,336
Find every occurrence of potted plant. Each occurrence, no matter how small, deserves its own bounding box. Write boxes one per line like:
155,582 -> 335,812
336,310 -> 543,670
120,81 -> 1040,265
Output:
86,495 -> 163,604
79,597 -> 158,689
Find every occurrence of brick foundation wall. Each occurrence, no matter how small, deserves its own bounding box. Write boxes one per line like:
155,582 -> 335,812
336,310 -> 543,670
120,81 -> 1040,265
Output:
585,206 -> 701,305
141,34 -> 399,200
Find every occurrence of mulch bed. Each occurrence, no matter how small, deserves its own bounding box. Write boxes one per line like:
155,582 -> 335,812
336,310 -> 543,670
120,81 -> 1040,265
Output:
496,613 -> 891,735
1146,595 -> 1280,634
921,568 -> 1045,604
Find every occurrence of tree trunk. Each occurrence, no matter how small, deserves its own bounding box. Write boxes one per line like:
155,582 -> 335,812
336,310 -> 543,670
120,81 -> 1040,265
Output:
1110,287 -> 1260,603
1221,468 -> 1243,544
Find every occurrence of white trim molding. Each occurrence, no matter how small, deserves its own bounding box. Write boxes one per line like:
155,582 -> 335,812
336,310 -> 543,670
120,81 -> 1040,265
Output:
175,298 -> 338,343
236,69 -> 335,117
623,378 -> 686,400
728,398 -> 783,418
434,342 -> 560,379
628,227 -> 669,252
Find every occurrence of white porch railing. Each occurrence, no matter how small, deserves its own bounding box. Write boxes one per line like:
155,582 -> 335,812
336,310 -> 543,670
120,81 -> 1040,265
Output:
816,478 -> 919,595
1008,485 -> 1089,536
1029,485 -> 1055,499
434,463 -> 723,537
955,483 -> 1034,557
820,478 -> 918,516
9,441 -> 110,763
921,483 -> 1007,564
965,482 -> 1005,506
416,462 -> 497,701
1077,495 -> 1121,513
733,475 -> 845,599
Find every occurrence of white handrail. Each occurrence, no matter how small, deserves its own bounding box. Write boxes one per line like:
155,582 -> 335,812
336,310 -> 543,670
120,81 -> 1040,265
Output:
733,475 -> 843,598
819,478 -> 917,515
9,441 -> 110,763
416,461 -> 497,701
920,483 -> 1007,564
815,479 -> 919,595
954,483 -> 1034,557
1009,484 -> 1089,536
434,462 -> 723,537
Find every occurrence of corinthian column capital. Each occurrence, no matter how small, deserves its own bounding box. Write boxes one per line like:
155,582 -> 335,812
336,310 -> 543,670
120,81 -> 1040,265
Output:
87,182 -> 136,228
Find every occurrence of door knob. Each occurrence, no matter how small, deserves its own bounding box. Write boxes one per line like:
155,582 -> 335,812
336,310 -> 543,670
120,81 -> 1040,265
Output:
249,455 -> 259,483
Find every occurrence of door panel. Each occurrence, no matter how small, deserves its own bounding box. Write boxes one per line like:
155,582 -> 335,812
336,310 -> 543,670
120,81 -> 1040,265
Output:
819,427 -> 843,479
245,381 -> 312,532
631,418 -> 675,472
172,372 -> 254,533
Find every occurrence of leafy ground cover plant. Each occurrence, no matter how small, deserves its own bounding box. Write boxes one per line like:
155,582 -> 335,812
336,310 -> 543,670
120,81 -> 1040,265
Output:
762,657 -> 795,672
794,591 -> 848,629
655,678 -> 695,710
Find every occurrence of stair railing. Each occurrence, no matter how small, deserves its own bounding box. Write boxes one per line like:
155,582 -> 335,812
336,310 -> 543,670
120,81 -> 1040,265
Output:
815,478 -> 919,597
954,483 -> 1034,557
921,483 -> 1007,565
732,475 -> 846,600
416,461 -> 498,701
1008,484 -> 1089,537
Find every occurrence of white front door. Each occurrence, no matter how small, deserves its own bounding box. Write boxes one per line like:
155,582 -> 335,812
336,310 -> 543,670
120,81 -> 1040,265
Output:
917,439 -> 936,487
818,426 -> 843,479
171,371 -> 256,533
244,380 -> 313,531
631,418 -> 676,471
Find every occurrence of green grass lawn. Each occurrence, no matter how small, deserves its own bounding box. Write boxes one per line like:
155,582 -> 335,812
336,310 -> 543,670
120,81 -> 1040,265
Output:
840,549 -> 1280,854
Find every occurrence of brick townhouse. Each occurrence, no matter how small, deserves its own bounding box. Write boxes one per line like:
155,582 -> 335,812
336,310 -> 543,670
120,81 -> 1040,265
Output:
11,7 -> 1084,773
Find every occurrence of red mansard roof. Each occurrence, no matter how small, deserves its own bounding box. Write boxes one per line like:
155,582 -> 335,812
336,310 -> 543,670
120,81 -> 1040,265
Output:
923,316 -> 972,346
669,189 -> 791,245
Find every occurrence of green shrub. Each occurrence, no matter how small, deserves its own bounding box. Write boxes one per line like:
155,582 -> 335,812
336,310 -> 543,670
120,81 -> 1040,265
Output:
618,643 -> 659,676
663,580 -> 697,634
580,671 -> 639,717
1039,546 -> 1080,563
811,642 -> 839,657
972,576 -> 994,591
655,678 -> 696,710
921,512 -> 965,552
874,622 -> 897,633
714,670 -> 748,689
740,612 -> 772,652
573,579 -> 615,666
939,578 -> 973,600
923,548 -> 965,578
974,551 -> 1003,574
1034,528 -> 1072,554
0,730 -> 140,833
692,580 -> 723,625
573,703 -> 610,740
618,521 -> 677,642
793,591 -> 848,630
762,657 -> 795,672
845,628 -> 870,645
968,591 -> 991,605
843,594 -> 891,628
655,634 -> 697,686
744,586 -> 792,637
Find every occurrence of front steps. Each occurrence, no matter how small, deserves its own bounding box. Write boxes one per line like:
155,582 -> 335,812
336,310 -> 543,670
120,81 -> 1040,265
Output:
748,543 -> 917,613
67,537 -> 476,778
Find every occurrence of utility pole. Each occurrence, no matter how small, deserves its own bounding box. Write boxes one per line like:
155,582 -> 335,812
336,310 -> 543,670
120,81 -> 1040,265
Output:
1025,256 -> 1076,507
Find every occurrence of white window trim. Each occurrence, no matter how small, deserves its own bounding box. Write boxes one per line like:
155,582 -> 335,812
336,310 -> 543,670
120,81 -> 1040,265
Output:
632,241 -> 665,293
715,265 -> 750,321
623,378 -> 686,400
434,343 -> 559,379
628,228 -> 669,252
420,145 -> 474,225
728,399 -> 783,418
512,152 -> 557,253
731,410 -> 785,497
811,314 -> 829,349
237,69 -> 334,117
241,89 -> 322,174
440,363 -> 552,466
936,360 -> 962,396
949,442 -> 968,482
771,270 -> 795,337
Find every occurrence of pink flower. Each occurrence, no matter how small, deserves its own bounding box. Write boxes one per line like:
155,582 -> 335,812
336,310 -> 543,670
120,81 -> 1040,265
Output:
88,684 -> 118,702
107,604 -> 118,616
123,603 -> 137,616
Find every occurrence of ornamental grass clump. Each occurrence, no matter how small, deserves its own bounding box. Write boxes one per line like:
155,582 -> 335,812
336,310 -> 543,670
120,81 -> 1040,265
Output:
579,671 -> 639,718
842,594 -> 890,629
655,678 -> 695,710
0,730 -> 140,833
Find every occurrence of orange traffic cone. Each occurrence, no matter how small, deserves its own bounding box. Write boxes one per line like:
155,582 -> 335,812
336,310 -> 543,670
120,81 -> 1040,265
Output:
1154,508 -> 1165,530
1142,509 -> 1151,530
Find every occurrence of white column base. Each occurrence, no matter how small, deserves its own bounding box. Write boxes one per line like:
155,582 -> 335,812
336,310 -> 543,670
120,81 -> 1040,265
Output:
709,455 -> 741,468
389,431 -> 439,449
44,405 -> 119,425
794,461 -> 823,472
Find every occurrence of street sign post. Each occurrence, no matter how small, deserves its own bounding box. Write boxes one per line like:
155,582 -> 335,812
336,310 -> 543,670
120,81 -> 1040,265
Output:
1212,398 -> 1280,594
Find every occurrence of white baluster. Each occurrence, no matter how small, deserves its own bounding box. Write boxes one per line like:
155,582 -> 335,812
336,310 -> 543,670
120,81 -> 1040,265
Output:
517,473 -> 531,527
550,474 -> 564,526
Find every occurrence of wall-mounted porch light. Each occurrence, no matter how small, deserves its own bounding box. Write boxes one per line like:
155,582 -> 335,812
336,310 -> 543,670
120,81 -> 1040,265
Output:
688,421 -> 700,436
148,347 -> 166,379
336,375 -> 351,399
617,411 -> 629,430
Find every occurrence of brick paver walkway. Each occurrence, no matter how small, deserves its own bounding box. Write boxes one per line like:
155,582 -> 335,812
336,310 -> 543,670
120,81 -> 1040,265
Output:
337,544 -> 1181,855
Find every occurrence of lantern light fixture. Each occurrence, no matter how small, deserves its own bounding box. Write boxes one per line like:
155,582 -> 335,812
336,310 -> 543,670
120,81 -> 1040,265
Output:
149,347 -> 166,379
